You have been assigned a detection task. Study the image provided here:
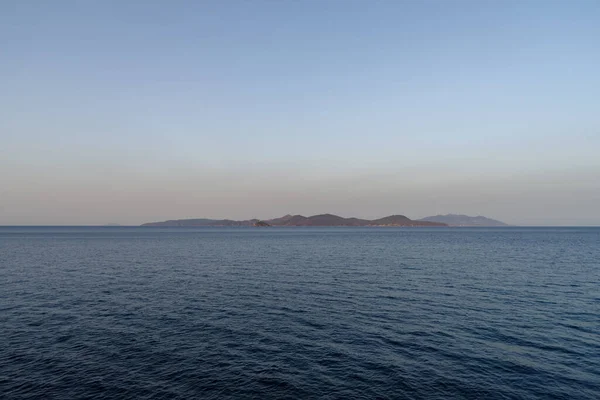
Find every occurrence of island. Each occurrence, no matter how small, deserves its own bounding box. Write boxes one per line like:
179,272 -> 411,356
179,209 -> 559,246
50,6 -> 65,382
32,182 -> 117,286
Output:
418,214 -> 508,227
142,213 -> 447,227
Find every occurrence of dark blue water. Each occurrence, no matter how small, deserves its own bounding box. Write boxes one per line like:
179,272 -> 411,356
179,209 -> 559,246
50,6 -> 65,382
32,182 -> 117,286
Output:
1,227 -> 599,399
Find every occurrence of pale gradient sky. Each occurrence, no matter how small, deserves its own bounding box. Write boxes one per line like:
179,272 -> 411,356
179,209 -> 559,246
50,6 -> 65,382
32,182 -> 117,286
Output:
2,1 -> 599,225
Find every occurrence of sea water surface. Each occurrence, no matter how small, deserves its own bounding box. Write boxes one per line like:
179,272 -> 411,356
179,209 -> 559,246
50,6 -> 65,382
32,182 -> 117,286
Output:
1,227 -> 599,399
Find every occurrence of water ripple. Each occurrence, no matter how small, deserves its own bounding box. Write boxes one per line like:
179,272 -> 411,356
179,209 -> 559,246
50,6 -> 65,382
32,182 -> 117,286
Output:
1,227 -> 599,399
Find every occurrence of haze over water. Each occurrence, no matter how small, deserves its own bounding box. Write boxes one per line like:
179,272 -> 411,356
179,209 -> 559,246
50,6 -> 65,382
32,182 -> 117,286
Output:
1,227 -> 599,399
2,1 -> 600,226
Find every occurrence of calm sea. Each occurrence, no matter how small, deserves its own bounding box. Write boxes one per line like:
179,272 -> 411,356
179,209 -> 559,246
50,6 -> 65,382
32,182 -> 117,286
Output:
1,227 -> 599,399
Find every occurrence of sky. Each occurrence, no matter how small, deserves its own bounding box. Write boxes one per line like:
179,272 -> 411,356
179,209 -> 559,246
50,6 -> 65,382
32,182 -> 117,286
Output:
1,0 -> 599,226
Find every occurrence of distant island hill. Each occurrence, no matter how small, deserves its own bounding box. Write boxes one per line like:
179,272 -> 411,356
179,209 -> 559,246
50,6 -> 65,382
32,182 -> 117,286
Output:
142,214 -> 508,227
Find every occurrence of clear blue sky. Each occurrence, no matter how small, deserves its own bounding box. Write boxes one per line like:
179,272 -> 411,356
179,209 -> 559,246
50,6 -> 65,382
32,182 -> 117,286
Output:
1,0 -> 599,225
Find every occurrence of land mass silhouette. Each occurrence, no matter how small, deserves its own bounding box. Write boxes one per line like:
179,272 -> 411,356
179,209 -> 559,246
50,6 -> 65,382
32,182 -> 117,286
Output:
418,214 -> 508,227
142,214 -> 447,227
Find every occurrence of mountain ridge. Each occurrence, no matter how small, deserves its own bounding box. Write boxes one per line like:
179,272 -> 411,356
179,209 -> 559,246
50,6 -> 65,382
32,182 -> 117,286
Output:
418,214 -> 508,226
142,214 -> 447,227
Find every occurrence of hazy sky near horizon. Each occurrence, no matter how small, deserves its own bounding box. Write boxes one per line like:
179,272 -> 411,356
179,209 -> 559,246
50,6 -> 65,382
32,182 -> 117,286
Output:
2,1 -> 599,225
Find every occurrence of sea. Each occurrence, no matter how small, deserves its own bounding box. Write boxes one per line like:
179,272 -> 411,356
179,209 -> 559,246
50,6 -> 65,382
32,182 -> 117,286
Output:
1,226 -> 599,399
